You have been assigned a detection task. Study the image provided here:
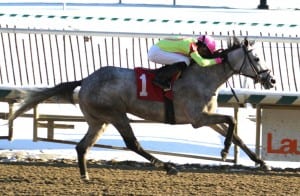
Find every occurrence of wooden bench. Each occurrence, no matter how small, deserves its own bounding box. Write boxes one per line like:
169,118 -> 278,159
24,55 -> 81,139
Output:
32,105 -> 165,142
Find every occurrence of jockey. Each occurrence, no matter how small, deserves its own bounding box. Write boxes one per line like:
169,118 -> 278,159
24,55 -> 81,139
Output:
148,35 -> 223,90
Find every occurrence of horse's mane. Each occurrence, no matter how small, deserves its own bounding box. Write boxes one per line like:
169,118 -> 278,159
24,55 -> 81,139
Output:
209,36 -> 242,59
227,36 -> 242,49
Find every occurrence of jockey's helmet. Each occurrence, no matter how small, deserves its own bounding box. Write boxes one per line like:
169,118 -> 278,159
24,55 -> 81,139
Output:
197,35 -> 216,54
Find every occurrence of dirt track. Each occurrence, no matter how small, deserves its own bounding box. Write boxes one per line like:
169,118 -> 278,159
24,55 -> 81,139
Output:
0,160 -> 299,195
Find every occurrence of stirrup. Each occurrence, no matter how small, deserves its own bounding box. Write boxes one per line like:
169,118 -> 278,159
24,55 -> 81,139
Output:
152,79 -> 171,91
163,85 -> 171,92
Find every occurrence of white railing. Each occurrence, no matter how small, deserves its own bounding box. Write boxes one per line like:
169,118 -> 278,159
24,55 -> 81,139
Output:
0,27 -> 299,91
0,1 -> 294,10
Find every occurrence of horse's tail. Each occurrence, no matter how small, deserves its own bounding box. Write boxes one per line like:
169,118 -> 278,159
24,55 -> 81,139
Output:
9,80 -> 82,120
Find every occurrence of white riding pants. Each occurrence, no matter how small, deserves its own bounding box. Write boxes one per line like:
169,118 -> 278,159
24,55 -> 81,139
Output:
148,45 -> 190,65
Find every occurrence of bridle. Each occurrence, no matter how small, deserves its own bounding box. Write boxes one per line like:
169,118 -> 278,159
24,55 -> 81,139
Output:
225,44 -> 271,83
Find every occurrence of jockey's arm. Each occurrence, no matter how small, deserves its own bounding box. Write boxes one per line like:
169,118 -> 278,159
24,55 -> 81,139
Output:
190,51 -> 222,67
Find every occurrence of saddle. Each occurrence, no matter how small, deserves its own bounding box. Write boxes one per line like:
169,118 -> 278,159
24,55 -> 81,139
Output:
135,67 -> 181,124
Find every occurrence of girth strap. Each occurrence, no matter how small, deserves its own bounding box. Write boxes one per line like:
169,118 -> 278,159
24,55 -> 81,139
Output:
164,94 -> 175,124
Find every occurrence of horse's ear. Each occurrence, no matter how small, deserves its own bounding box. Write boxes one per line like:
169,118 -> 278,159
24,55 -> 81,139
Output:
244,37 -> 249,46
244,37 -> 255,47
228,36 -> 245,48
233,36 -> 240,46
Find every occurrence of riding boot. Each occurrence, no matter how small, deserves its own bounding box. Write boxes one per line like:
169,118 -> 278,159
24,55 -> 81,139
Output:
152,62 -> 187,91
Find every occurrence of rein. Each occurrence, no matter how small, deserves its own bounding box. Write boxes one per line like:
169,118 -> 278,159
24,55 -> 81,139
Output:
212,46 -> 243,103
219,44 -> 259,103
225,45 -> 267,82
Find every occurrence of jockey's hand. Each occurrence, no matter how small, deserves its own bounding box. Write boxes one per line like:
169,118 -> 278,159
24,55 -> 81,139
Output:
220,53 -> 228,63
189,43 -> 198,54
216,57 -> 223,64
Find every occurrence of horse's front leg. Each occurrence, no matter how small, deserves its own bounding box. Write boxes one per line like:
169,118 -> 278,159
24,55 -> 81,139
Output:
210,124 -> 271,170
220,115 -> 236,161
192,113 -> 236,161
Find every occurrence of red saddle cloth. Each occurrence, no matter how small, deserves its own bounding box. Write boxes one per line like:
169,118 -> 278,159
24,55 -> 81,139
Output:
135,67 -> 174,102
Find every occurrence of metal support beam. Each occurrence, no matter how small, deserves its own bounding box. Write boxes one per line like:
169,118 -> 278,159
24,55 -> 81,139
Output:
233,105 -> 239,164
255,105 -> 262,166
8,102 -> 14,140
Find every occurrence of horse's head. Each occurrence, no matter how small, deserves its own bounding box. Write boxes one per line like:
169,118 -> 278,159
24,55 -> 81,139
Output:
225,36 -> 276,89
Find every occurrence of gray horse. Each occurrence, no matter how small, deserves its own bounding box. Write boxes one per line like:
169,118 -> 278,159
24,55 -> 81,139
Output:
10,36 -> 275,180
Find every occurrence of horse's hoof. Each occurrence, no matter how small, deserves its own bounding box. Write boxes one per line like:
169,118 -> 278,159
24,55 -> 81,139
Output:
261,164 -> 272,171
166,166 -> 178,175
81,174 -> 90,182
221,149 -> 228,161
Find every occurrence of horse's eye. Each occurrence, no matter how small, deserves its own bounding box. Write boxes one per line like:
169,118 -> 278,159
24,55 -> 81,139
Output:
254,57 -> 260,62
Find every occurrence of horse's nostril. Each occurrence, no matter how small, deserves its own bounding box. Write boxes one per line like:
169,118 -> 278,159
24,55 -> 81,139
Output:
271,78 -> 276,84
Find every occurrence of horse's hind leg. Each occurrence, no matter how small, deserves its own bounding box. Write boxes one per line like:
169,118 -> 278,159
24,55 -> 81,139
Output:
210,124 -> 271,170
76,123 -> 108,180
112,115 -> 178,175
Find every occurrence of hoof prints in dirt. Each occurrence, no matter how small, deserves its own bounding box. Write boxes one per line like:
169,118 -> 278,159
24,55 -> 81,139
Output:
0,159 -> 299,195
0,153 -> 299,173
1,156 -> 300,173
